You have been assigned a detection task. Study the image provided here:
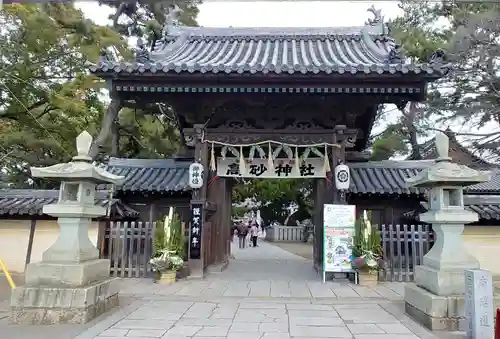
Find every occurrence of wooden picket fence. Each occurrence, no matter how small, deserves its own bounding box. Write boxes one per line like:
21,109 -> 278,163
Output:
100,221 -> 434,281
103,221 -> 157,278
378,224 -> 434,282
265,225 -> 304,242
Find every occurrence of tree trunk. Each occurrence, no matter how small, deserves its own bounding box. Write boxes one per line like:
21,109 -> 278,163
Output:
404,102 -> 421,160
110,119 -> 120,157
89,98 -> 122,159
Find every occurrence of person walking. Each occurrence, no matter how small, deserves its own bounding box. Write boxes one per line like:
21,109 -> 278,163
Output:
237,223 -> 248,249
250,222 -> 259,248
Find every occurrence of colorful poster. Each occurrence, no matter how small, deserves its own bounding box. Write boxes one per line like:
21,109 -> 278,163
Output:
323,205 -> 356,275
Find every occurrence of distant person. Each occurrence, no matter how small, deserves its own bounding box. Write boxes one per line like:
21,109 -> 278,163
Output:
237,223 -> 248,249
250,222 -> 259,248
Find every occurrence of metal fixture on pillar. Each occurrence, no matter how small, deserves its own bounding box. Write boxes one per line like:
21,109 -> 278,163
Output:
334,162 -> 350,202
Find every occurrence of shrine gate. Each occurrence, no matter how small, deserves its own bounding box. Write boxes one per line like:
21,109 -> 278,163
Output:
90,6 -> 448,278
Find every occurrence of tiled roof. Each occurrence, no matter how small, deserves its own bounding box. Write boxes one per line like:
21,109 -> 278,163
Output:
103,157 -> 500,195
465,195 -> 500,220
467,170 -> 500,194
0,190 -> 139,217
411,132 -> 493,169
90,26 -> 449,76
105,158 -> 190,193
349,160 -> 433,195
404,195 -> 500,221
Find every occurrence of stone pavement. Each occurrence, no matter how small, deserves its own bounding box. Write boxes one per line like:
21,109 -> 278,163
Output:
69,241 -> 455,339
0,241 -> 464,338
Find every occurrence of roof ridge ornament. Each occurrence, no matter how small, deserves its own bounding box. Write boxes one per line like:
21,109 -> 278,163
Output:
366,5 -> 383,26
135,37 -> 150,63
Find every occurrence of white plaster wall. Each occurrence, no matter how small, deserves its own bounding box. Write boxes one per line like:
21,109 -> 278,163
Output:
0,219 -> 99,273
463,225 -> 500,277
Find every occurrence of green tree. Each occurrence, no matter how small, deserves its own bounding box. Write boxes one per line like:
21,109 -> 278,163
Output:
99,0 -> 200,43
0,3 -> 183,187
376,1 -> 500,162
89,1 -> 200,159
368,0 -> 450,160
232,179 -> 312,225
0,3 -> 128,187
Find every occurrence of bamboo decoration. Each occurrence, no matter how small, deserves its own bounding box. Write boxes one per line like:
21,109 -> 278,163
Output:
267,143 -> 274,173
239,146 -> 246,175
323,144 -> 331,173
210,143 -> 216,171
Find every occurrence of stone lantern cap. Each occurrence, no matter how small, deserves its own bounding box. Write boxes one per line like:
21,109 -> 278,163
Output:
30,131 -> 125,185
406,132 -> 491,188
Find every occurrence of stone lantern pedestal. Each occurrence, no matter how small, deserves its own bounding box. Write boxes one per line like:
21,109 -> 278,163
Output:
403,133 -> 498,331
10,132 -> 124,325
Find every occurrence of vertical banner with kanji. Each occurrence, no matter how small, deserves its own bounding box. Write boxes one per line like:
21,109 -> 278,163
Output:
189,203 -> 203,259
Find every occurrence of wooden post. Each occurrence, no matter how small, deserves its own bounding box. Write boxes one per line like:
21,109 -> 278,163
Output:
313,179 -> 325,272
189,124 -> 208,278
332,125 -> 347,204
24,219 -> 37,269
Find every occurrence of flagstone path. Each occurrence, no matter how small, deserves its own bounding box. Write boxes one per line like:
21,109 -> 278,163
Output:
68,240 -> 452,339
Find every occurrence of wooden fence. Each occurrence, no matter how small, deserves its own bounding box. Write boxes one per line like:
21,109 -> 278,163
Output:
265,225 -> 304,242
101,221 -> 434,281
102,221 -> 156,278
378,224 -> 434,282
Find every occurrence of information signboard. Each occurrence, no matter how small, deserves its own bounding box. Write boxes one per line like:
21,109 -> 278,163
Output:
322,204 -> 356,282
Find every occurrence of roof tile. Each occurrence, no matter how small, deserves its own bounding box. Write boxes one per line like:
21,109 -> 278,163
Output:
105,158 -> 190,193
0,190 -> 139,217
405,195 -> 500,221
90,26 -> 449,76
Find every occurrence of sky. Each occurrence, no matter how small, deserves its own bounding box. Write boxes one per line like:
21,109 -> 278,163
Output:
77,1 -> 403,28
75,1 -> 482,152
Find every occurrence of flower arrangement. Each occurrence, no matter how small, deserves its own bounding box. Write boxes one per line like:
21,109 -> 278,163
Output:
351,216 -> 383,275
149,249 -> 184,273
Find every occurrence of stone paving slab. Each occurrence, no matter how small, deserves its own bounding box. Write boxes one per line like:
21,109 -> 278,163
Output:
0,240 -> 459,338
79,299 -> 440,339
117,278 -> 404,301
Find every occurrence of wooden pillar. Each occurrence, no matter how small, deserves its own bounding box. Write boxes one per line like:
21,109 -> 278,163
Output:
317,126 -> 348,277
189,124 -> 208,278
313,179 -> 325,271
332,125 -> 347,205
224,178 -> 233,263
205,175 -> 231,272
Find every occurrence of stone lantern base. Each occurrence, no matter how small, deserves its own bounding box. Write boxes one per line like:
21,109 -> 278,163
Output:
10,259 -> 119,325
405,283 -> 500,331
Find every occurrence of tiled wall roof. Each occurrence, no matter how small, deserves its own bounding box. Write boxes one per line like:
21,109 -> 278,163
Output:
0,190 -> 139,217
104,157 -> 500,195
105,158 -> 190,193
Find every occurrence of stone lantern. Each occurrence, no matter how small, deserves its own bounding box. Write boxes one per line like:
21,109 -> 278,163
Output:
404,132 -> 492,330
10,131 -> 124,325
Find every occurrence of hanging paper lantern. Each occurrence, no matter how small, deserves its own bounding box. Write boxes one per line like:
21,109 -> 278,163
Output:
188,163 -> 204,189
335,164 -> 350,190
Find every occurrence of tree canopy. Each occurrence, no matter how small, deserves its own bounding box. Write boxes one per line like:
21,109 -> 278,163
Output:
372,1 -> 500,162
0,2 -> 197,187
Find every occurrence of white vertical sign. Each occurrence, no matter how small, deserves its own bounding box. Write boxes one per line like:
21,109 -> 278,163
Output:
464,269 -> 493,339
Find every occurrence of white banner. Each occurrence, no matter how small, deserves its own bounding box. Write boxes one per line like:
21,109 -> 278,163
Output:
217,158 -> 326,178
323,204 -> 356,277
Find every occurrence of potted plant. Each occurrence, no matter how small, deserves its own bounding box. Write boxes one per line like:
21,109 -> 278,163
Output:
351,218 -> 383,286
150,211 -> 186,284
150,249 -> 184,284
